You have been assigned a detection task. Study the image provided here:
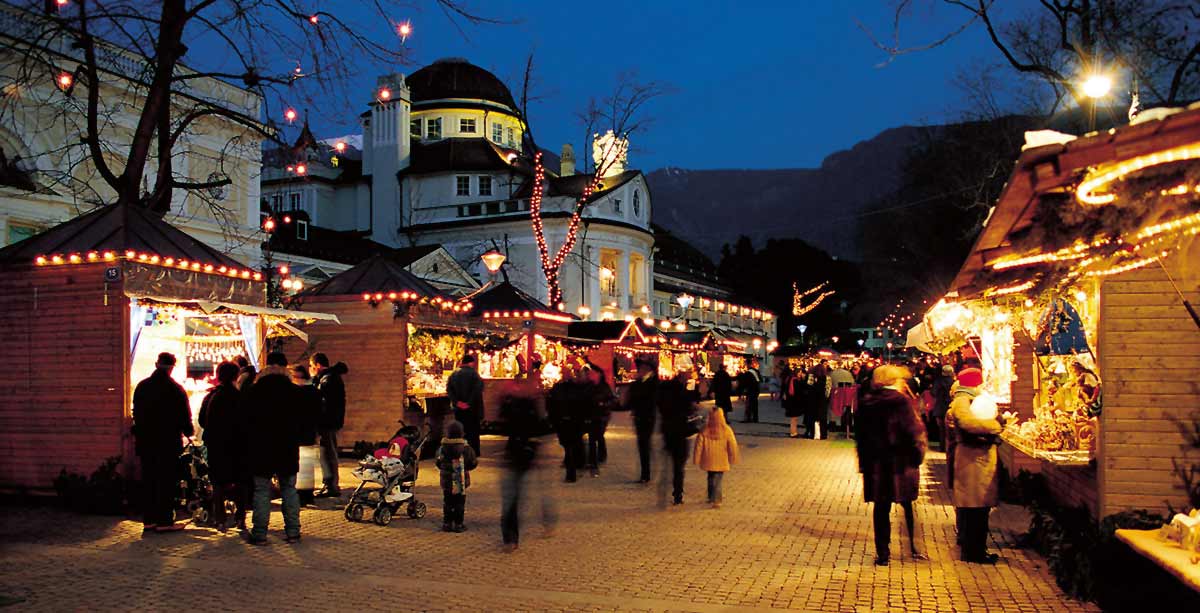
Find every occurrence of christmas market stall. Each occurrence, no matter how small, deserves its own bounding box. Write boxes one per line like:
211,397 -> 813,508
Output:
0,203 -> 336,492
567,319 -> 666,388
286,251 -> 476,448
933,106 -> 1200,521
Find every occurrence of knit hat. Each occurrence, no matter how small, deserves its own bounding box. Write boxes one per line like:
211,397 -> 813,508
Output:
956,367 -> 983,388
445,420 -> 465,439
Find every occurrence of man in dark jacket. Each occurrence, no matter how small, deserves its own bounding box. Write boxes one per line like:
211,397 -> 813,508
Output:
310,353 -> 346,497
658,370 -> 697,506
245,352 -> 303,545
446,355 -> 485,456
625,357 -> 659,483
132,352 -> 194,533
711,364 -> 733,418
199,361 -> 246,531
291,364 -> 323,505
548,365 -> 584,482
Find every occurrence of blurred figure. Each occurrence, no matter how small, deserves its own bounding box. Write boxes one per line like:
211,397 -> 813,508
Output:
198,361 -> 247,531
548,363 -> 585,482
804,361 -> 831,439
930,365 -> 956,451
737,360 -> 762,423
946,365 -> 1005,564
658,368 -> 698,506
711,363 -> 733,418
435,420 -> 478,533
856,365 -> 928,566
499,369 -> 556,552
625,356 -> 659,483
582,364 -> 615,477
693,406 -> 740,508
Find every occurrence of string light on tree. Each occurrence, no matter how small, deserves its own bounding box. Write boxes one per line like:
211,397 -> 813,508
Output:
397,20 -> 412,42
792,281 -> 835,317
284,108 -> 297,123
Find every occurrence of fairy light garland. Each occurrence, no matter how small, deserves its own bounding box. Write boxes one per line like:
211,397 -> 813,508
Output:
34,250 -> 262,281
792,281 -> 835,317
1076,143 -> 1200,206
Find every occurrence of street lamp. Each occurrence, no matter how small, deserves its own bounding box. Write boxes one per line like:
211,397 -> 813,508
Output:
481,250 -> 506,274
1081,72 -> 1113,131
857,339 -> 865,349
831,335 -> 840,345
676,293 -> 694,311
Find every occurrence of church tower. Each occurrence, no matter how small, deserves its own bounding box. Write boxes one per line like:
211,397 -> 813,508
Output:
361,73 -> 411,245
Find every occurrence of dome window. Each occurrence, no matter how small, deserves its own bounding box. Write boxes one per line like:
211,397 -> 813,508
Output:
633,190 -> 641,217
459,118 -> 476,134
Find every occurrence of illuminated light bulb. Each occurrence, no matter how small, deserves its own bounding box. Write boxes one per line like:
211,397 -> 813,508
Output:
388,292 -> 398,300
218,266 -> 227,273
280,279 -> 292,290
136,253 -> 148,262
334,141 -> 347,153
149,255 -> 160,264
203,264 -> 213,272
362,293 -> 372,301
56,72 -> 73,89
163,257 -> 173,266
284,108 -> 297,122
263,218 -> 276,232
124,250 -> 135,259
241,271 -> 250,279
191,263 -> 200,271
374,293 -> 383,301
643,317 -> 654,325
378,87 -> 392,101
1075,290 -> 1088,302
1024,299 -> 1034,307
291,279 -> 302,290
293,165 -> 306,176
253,273 -> 262,281
279,265 -> 289,276
1082,74 -> 1112,99
397,21 -> 412,38
103,252 -> 115,261
51,255 -> 63,264
36,255 -> 48,265
178,260 -> 189,269
308,14 -> 319,24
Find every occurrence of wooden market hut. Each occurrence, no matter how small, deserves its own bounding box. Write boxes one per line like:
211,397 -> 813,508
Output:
0,203 -> 336,492
285,251 -> 468,447
948,105 -> 1200,519
569,319 -> 669,386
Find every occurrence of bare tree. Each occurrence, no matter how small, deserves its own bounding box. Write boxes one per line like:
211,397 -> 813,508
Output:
859,0 -> 1200,111
518,58 -> 669,306
0,0 -> 491,222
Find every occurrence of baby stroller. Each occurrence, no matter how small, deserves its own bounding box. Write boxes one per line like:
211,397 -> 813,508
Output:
177,440 -> 225,527
344,421 -> 430,526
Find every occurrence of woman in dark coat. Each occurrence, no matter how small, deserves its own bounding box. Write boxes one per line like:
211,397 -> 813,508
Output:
198,361 -> 247,531
783,367 -> 804,438
855,365 -> 928,566
804,363 -> 829,439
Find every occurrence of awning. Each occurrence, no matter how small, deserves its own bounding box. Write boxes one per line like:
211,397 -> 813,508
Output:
127,292 -> 340,323
905,322 -> 934,354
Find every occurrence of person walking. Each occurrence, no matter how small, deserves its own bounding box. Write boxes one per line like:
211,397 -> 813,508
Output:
582,364 -> 615,478
198,361 -> 247,531
783,366 -> 804,438
737,361 -> 761,423
548,364 -> 585,482
711,363 -> 733,418
929,365 -> 955,451
310,353 -> 347,498
693,406 -> 740,508
498,373 -> 556,552
856,365 -> 928,566
435,420 -> 478,533
946,366 -> 1006,564
447,355 -> 485,457
290,364 -> 323,505
625,357 -> 659,483
804,361 -> 831,439
132,352 -> 194,534
244,352 -> 304,545
658,368 -> 698,506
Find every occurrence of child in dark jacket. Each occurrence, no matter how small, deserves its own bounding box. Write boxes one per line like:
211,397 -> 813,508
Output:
435,420 -> 478,532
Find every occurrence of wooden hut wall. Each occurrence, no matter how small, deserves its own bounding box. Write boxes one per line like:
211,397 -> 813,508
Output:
1097,250 -> 1200,518
283,299 -> 408,448
0,264 -> 126,491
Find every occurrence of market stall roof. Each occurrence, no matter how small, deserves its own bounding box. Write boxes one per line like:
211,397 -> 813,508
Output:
0,202 -> 246,270
664,330 -> 712,346
568,319 -> 668,344
298,251 -> 443,299
949,103 -> 1200,299
469,281 -> 564,319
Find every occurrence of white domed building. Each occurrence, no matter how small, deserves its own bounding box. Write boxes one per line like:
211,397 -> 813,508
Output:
263,58 -> 655,318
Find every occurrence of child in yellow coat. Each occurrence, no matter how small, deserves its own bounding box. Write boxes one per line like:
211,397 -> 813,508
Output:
693,406 -> 740,508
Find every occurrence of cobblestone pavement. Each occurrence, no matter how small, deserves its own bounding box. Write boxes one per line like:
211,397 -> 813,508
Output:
0,398 -> 1098,612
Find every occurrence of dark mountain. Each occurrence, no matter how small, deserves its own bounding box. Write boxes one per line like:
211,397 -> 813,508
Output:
646,125 -> 931,260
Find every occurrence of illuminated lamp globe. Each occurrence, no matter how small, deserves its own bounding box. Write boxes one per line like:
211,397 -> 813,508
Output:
378,87 -> 392,101
832,336 -> 840,344
675,293 -> 694,310
398,22 -> 412,37
480,250 -> 506,274
752,338 -> 763,350
1082,74 -> 1112,99
334,141 -> 347,153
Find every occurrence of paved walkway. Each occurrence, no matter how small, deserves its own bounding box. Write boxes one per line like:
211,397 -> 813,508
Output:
0,398 -> 1097,612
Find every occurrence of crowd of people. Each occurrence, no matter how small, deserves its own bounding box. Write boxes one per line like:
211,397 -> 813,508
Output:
131,350 -> 347,544
132,347 -> 1010,565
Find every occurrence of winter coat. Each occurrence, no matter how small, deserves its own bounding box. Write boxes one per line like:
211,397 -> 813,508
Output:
198,382 -> 245,484
446,365 -> 484,415
711,370 -> 733,404
582,380 -> 614,428
294,384 -> 323,447
783,374 -> 805,418
693,409 -> 740,472
132,368 -> 194,459
314,362 -> 347,430
930,375 -> 954,419
855,388 -> 927,504
947,387 -> 1002,508
657,378 -> 697,450
244,366 -> 302,477
435,437 -> 478,493
736,369 -> 761,397
548,379 -> 584,438
625,372 -> 659,425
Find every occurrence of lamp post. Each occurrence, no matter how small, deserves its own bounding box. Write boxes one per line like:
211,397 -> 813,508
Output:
675,293 -> 693,324
798,324 -> 808,347
481,249 -> 506,275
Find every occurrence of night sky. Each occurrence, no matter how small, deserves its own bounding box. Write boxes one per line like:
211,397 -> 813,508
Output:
269,1 -> 1038,171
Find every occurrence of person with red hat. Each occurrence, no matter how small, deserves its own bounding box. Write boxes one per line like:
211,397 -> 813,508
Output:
945,362 -> 1006,564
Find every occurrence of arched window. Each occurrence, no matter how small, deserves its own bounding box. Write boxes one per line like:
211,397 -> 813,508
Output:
632,189 -> 641,217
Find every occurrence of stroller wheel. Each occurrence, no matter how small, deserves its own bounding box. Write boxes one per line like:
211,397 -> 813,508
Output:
373,505 -> 393,526
192,506 -> 209,526
345,503 -> 365,522
407,501 -> 427,519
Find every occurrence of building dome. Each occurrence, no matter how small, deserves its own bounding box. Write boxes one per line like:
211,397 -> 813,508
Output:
406,58 -> 518,112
